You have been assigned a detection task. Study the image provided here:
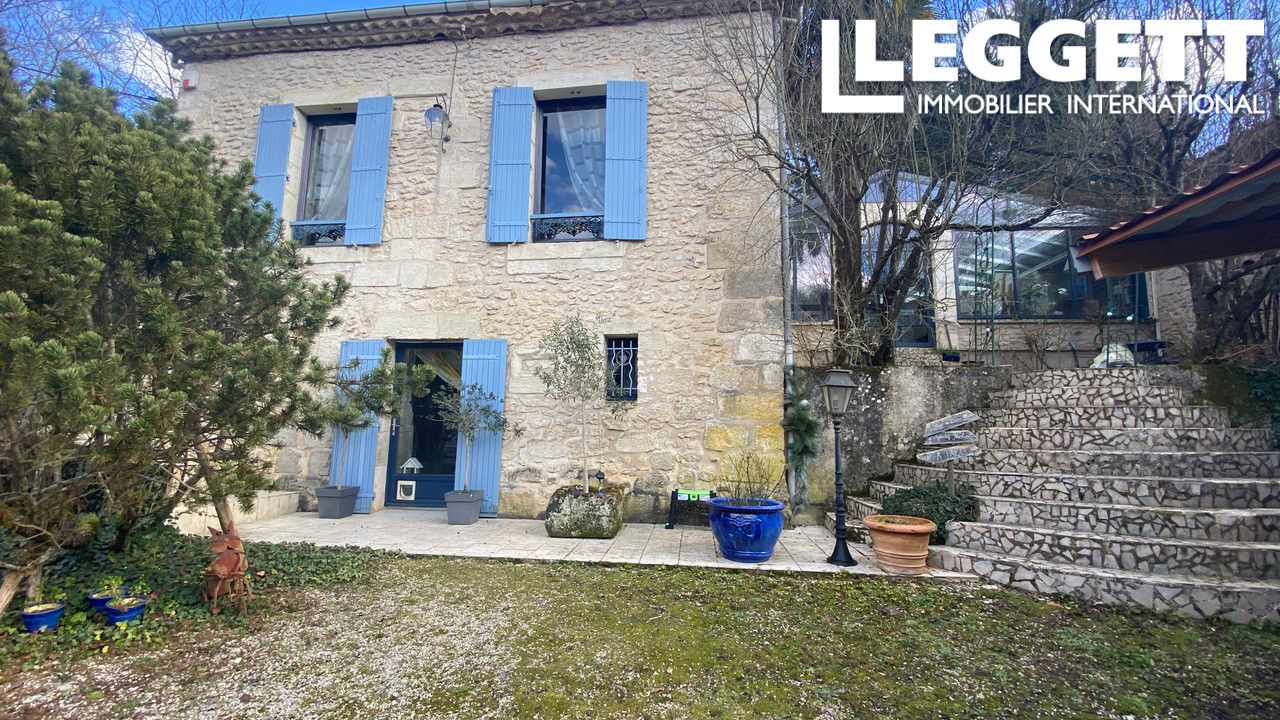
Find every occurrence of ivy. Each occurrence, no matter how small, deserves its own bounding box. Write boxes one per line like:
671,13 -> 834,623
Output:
0,525 -> 388,668
781,366 -> 821,510
880,481 -> 978,544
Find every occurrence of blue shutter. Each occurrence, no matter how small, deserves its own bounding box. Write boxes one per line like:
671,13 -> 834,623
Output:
252,103 -> 294,223
485,87 -> 535,243
453,339 -> 509,516
345,96 -> 394,246
329,339 -> 387,513
604,81 -> 648,241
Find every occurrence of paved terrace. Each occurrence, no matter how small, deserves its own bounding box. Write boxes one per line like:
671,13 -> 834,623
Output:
238,509 -> 972,578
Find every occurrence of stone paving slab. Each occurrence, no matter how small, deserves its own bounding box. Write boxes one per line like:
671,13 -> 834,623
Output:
236,509 -> 972,579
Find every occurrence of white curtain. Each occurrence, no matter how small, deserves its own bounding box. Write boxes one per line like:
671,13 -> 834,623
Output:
554,109 -> 606,212
304,124 -> 355,220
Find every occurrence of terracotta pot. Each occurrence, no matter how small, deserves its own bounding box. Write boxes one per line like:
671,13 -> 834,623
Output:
864,514 -> 937,575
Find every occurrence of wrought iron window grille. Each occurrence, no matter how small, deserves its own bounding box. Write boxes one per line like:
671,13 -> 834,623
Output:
292,221 -> 346,247
606,336 -> 638,401
531,213 -> 605,242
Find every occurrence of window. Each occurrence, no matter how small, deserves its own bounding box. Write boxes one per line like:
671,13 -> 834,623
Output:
533,97 -> 606,241
954,229 -> 1148,320
294,113 -> 356,246
789,226 -> 935,347
606,336 -> 638,401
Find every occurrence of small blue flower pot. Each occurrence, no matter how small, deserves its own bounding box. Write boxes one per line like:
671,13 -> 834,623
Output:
708,497 -> 786,563
20,601 -> 66,633
87,592 -> 114,613
104,596 -> 148,625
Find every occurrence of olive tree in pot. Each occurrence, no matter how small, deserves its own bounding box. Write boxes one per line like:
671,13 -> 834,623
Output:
437,383 -> 523,525
317,350 -> 434,519
534,315 -> 632,539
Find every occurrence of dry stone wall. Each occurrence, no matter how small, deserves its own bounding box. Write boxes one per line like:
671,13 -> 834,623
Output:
175,17 -> 784,518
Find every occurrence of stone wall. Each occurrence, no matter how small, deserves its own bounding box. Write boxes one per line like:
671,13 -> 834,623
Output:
175,17 -> 784,518
798,365 -> 1013,506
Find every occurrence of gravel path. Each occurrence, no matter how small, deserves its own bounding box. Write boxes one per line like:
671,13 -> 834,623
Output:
5,562 -> 523,719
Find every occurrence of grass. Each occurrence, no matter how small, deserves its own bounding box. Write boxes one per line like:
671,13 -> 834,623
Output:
2,550 -> 1278,719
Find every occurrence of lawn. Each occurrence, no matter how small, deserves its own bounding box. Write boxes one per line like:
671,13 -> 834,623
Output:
2,546 -> 1278,719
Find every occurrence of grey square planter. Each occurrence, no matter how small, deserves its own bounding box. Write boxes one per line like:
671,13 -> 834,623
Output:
445,490 -> 483,525
315,485 -> 358,519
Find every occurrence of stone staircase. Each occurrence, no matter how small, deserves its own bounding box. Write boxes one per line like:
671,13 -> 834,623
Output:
853,367 -> 1280,622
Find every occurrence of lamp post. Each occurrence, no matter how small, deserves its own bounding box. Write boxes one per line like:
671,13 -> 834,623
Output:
823,368 -> 857,566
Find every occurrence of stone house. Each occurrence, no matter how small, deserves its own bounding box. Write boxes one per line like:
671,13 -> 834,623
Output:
148,1 -> 1200,522
147,1 -> 786,519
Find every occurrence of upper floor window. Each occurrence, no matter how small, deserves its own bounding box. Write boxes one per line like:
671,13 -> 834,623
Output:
295,113 -> 356,246
534,97 -> 607,241
606,336 -> 638,401
484,83 -> 647,244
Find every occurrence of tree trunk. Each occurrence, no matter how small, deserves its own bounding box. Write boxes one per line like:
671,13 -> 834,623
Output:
463,437 -> 472,493
111,511 -> 138,552
212,495 -> 236,534
580,402 -> 590,492
0,570 -> 26,616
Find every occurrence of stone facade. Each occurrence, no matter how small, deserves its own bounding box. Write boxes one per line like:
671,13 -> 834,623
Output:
173,17 -> 784,518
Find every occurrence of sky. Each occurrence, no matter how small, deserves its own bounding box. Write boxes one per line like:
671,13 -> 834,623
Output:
211,1 -> 411,22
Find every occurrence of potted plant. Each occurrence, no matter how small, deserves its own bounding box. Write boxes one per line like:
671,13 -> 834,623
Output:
104,580 -> 152,626
87,575 -> 124,613
709,451 -> 788,563
862,515 -> 938,574
19,588 -> 66,633
437,383 -> 523,525
533,315 -> 632,539
868,480 -> 978,574
317,349 -> 435,519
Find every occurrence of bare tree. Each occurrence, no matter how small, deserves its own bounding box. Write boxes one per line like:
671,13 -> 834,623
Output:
693,0 -> 1108,366
693,0 -> 1277,366
0,0 -> 260,106
1064,0 -> 1280,361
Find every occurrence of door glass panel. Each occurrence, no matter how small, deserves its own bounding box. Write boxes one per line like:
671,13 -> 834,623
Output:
394,346 -> 463,477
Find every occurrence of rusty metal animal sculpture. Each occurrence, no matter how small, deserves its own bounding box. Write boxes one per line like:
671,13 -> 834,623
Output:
201,523 -> 250,614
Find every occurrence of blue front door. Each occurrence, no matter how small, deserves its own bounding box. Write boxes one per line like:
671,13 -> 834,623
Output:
385,343 -> 463,508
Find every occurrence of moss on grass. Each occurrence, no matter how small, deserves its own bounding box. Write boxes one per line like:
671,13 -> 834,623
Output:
388,558 -> 1279,720
6,552 -> 1278,719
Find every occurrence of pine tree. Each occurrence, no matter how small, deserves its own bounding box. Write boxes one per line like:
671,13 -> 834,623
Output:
0,48 -> 390,612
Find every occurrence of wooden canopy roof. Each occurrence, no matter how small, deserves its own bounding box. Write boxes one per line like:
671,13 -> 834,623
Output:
1076,149 -> 1280,278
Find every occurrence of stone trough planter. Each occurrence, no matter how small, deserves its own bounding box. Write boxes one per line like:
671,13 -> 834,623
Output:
544,485 -> 625,539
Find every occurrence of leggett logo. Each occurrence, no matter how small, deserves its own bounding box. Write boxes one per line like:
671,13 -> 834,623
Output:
822,18 -> 1267,115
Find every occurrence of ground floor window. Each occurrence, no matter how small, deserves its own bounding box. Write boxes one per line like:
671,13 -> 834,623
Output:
790,230 -> 935,347
607,336 -> 638,401
954,229 -> 1149,321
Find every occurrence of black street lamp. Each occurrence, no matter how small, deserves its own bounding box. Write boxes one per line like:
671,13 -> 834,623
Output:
823,368 -> 857,567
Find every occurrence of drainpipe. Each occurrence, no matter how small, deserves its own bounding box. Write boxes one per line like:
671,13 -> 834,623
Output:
776,13 -> 797,504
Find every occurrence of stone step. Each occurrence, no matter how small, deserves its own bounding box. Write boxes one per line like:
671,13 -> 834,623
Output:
990,385 -> 1189,408
977,426 -> 1274,452
895,464 -> 1280,509
859,487 -> 1280,542
1011,368 -> 1153,389
948,449 -> 1280,478
928,546 -> 1280,622
980,405 -> 1230,430
947,521 -> 1280,580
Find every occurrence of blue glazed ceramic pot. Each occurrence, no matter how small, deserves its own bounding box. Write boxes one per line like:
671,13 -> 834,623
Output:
104,596 -> 148,625
708,497 -> 786,563
20,601 -> 66,633
87,592 -> 114,613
